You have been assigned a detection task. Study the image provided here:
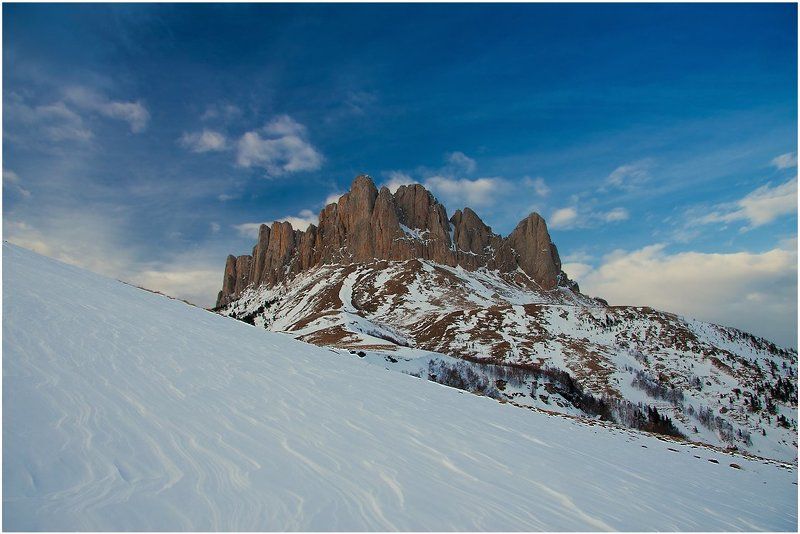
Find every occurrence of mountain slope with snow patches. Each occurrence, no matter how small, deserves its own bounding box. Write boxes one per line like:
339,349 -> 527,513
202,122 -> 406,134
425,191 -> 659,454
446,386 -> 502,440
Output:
222,258 -> 798,463
3,243 -> 797,530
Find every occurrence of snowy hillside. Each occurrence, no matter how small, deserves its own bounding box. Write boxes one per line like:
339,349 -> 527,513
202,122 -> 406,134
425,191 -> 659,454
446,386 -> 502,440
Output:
3,243 -> 797,531
221,258 -> 798,462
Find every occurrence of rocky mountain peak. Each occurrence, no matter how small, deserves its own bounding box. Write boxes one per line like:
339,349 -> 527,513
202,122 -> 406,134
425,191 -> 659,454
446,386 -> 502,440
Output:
505,212 -> 562,290
216,175 -> 575,306
450,207 -> 495,256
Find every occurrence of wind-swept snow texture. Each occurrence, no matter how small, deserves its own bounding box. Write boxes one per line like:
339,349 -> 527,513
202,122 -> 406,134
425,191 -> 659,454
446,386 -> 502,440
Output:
3,243 -> 798,531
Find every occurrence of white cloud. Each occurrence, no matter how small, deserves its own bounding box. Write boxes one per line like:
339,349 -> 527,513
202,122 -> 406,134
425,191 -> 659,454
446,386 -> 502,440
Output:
382,171 -> 416,193
6,97 -> 93,142
603,207 -> 629,222
550,207 -> 578,229
772,152 -> 797,170
236,115 -> 323,176
424,176 -> 505,208
210,222 -> 221,234
562,261 -> 593,281
446,151 -> 477,174
550,205 -> 629,229
277,209 -> 318,231
343,91 -> 377,115
523,176 -> 550,197
324,192 -> 343,205
201,103 -> 242,122
563,249 -> 594,263
102,102 -> 150,133
606,160 -> 652,190
4,169 -> 20,184
233,222 -> 267,238
262,114 -> 307,137
234,209 -> 319,237
4,216 -> 135,280
3,169 -> 32,198
130,268 -> 222,308
5,213 -> 227,309
217,193 -> 237,202
571,243 -> 797,348
697,177 -> 797,230
179,129 -> 227,153
64,86 -> 149,133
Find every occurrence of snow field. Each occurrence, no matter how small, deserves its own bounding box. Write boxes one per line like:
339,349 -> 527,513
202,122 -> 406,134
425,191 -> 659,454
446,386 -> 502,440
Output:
4,243 -> 796,531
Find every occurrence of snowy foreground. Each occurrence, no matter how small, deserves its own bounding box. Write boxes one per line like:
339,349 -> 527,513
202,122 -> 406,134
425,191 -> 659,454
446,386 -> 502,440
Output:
3,243 -> 797,531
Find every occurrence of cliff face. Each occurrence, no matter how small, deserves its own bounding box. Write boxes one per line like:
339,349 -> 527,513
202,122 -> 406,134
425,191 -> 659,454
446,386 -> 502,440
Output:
216,175 -> 575,307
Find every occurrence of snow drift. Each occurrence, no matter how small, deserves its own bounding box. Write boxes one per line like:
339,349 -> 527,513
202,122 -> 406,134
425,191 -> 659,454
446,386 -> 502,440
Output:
3,243 -> 797,530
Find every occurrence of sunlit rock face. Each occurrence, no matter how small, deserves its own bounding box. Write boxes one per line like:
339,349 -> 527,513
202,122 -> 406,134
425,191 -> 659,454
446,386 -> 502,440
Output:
216,174 -> 572,306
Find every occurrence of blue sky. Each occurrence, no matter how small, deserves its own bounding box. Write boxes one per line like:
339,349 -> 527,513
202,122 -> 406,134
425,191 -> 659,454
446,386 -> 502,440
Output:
3,4 -> 797,346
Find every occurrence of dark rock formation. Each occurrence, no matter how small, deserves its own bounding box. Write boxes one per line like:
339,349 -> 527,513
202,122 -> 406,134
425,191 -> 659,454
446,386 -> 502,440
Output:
505,213 -> 562,290
215,175 -> 575,307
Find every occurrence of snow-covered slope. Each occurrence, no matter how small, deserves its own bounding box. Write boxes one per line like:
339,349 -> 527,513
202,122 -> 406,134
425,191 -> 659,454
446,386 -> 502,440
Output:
4,243 -> 797,531
221,259 -> 798,463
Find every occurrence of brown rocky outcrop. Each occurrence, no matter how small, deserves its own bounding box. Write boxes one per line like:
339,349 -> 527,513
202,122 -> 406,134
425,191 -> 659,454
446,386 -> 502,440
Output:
215,174 -> 576,307
249,224 -> 271,286
234,255 -> 252,295
504,213 -> 562,290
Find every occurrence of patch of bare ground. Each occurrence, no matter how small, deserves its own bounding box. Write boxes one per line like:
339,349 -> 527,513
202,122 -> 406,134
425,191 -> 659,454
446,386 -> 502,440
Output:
313,277 -> 346,311
350,263 -> 388,313
380,263 -> 415,301
557,337 -> 617,397
465,306 -> 508,350
709,356 -> 735,377
430,266 -> 483,309
409,312 -> 465,353
288,310 -> 340,332
298,325 -> 359,346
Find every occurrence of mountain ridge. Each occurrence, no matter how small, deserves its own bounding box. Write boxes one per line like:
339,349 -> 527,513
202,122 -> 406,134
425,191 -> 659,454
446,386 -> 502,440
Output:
215,175 -> 798,463
217,175 -> 575,307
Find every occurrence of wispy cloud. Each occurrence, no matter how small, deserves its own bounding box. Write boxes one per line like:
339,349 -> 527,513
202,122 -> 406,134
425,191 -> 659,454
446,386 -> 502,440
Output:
233,222 -> 265,238
424,176 -> 507,208
275,209 -> 318,231
324,191 -> 343,205
236,115 -> 323,176
562,249 -> 594,263
6,95 -> 93,143
3,168 -> 32,198
343,90 -> 377,116
695,177 -> 797,230
4,204 -> 229,309
381,171 -> 416,193
446,151 -> 477,174
234,209 -> 319,237
179,129 -> 228,153
201,103 -> 242,122
130,267 -> 222,307
550,207 -> 578,229
605,160 -> 653,191
64,86 -> 150,133
4,214 -> 139,283
549,204 -> 629,230
523,176 -> 550,197
772,152 -> 797,170
603,207 -> 629,222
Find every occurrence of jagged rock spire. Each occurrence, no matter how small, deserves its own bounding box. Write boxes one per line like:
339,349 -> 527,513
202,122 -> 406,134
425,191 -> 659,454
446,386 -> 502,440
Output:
216,175 -> 574,306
